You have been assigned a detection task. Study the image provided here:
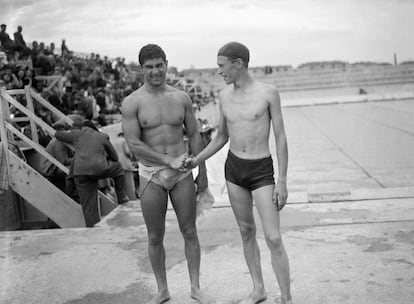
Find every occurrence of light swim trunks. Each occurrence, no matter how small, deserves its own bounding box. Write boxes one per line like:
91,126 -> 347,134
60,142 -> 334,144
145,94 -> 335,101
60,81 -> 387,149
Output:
138,162 -> 192,195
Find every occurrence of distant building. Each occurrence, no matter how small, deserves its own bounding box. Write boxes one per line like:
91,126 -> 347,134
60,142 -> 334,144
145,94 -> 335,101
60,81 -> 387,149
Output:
298,61 -> 348,71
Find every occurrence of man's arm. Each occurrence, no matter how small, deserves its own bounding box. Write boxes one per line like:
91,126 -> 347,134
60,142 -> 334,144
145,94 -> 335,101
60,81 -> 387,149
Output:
103,134 -> 119,162
269,87 -> 288,209
55,129 -> 78,144
182,93 -> 208,192
121,95 -> 179,167
190,95 -> 229,165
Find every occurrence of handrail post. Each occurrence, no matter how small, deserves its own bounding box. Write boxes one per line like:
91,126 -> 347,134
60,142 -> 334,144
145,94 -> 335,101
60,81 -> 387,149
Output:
25,85 -> 39,144
0,88 -> 11,179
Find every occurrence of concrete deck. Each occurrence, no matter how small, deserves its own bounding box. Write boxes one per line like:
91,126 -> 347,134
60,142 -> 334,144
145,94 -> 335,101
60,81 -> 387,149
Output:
1,193 -> 413,304
1,98 -> 414,304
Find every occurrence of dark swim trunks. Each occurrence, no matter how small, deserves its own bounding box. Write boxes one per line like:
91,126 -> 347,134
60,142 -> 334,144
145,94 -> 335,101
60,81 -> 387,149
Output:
225,150 -> 275,191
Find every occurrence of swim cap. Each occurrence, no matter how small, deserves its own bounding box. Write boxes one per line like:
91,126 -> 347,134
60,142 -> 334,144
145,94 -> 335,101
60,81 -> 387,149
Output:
217,42 -> 250,63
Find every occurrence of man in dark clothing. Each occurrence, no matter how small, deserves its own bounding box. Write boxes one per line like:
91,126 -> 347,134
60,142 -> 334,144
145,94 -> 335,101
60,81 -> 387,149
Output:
55,120 -> 128,227
0,24 -> 13,53
13,25 -> 30,58
39,123 -> 73,192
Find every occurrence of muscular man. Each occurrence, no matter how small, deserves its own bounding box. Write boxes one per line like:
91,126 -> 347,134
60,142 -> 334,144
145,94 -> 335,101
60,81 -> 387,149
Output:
186,42 -> 294,304
121,44 -> 210,304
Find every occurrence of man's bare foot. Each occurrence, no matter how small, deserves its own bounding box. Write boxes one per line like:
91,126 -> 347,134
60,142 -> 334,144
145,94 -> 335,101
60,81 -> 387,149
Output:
146,290 -> 170,304
239,289 -> 267,304
275,297 -> 294,304
191,288 -> 214,304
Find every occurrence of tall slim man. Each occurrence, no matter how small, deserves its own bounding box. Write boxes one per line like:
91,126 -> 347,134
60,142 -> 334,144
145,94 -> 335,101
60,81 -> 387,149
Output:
186,42 -> 294,304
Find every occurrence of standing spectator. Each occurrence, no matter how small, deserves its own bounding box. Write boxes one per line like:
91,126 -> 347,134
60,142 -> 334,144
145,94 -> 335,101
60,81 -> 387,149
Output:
48,42 -> 56,57
61,39 -> 70,58
112,132 -> 138,200
55,120 -> 129,227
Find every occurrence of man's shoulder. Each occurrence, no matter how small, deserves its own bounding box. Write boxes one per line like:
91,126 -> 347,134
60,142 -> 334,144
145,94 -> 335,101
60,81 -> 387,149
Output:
218,86 -> 232,101
253,80 -> 278,93
166,85 -> 191,103
122,88 -> 144,108
167,85 -> 189,96
251,81 -> 280,103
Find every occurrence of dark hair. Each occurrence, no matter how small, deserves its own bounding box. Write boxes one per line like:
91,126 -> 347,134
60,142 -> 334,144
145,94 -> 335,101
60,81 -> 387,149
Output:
138,44 -> 166,65
218,41 -> 250,68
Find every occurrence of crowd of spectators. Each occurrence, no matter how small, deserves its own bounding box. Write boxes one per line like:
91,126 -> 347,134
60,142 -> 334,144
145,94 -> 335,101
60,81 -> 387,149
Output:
1,23 -> 142,136
1,23 -> 218,149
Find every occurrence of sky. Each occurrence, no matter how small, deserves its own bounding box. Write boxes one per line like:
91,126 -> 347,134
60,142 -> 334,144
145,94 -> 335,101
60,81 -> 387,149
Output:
1,0 -> 414,71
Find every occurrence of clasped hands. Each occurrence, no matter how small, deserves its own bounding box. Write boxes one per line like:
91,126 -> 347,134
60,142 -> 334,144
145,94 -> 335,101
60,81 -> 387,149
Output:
169,154 -> 198,172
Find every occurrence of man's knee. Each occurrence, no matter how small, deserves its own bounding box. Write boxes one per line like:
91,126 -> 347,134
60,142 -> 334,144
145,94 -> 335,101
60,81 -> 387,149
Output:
148,233 -> 164,247
180,225 -> 197,241
239,222 -> 256,242
265,232 -> 283,252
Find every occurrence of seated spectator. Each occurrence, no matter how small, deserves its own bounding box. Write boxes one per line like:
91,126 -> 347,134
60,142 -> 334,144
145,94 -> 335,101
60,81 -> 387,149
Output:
38,122 -> 73,192
0,24 -> 13,54
13,25 -> 30,58
30,40 -> 40,58
1,66 -> 20,90
35,42 -> 55,75
0,48 -> 8,68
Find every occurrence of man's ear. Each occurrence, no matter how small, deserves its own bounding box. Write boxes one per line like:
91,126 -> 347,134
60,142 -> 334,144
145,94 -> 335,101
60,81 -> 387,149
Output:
236,58 -> 244,68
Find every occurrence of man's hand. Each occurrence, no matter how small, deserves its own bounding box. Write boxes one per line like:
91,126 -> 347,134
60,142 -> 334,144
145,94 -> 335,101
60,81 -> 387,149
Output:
184,156 -> 199,170
273,180 -> 288,211
195,170 -> 208,194
169,154 -> 187,170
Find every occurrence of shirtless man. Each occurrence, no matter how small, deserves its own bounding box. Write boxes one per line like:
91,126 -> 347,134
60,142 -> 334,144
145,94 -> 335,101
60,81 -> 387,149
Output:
121,44 -> 210,304
186,42 -> 294,304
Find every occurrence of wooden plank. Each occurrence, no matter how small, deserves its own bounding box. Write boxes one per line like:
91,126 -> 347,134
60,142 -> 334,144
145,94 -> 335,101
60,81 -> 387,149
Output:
98,191 -> 117,218
30,88 -> 73,125
34,75 -> 61,81
1,91 -> 56,136
0,90 -> 11,180
6,122 -> 69,174
5,89 -> 25,95
10,117 -> 30,123
8,151 -> 85,228
25,86 -> 39,144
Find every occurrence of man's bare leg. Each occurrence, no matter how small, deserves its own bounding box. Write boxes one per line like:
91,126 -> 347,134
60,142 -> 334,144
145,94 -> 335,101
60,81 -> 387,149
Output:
227,182 -> 267,304
140,181 -> 171,304
253,185 -> 293,304
170,175 -> 213,303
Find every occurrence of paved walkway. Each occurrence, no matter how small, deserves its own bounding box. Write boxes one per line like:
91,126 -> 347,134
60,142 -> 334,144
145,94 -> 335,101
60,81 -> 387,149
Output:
1,98 -> 414,304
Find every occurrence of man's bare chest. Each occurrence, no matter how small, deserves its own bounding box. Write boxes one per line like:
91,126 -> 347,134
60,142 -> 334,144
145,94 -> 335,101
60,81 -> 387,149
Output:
223,99 -> 269,123
138,100 -> 185,128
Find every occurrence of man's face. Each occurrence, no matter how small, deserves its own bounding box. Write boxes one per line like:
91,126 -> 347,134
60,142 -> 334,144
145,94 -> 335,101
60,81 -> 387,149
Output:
142,57 -> 167,87
217,55 -> 237,85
